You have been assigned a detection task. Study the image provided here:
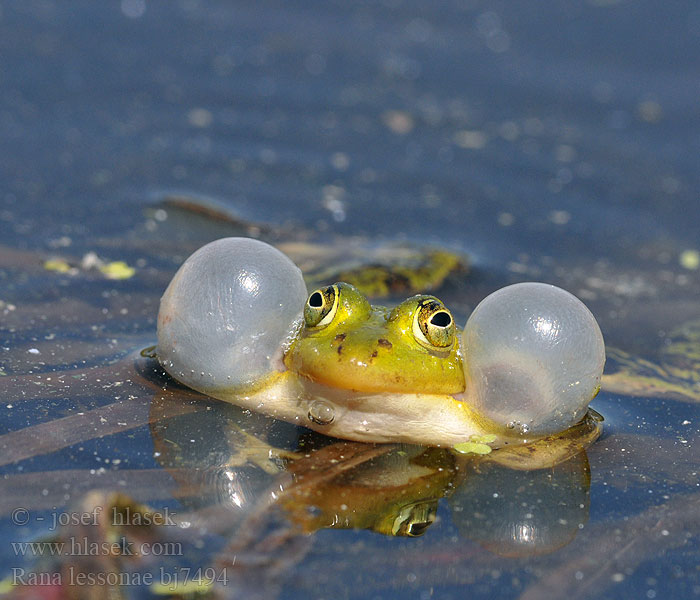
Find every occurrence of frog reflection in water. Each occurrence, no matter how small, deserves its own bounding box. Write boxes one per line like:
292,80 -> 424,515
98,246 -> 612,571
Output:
157,237 -> 605,449
146,388 -> 600,551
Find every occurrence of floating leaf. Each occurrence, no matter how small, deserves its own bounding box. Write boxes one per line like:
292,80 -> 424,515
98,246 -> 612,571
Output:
453,441 -> 492,455
44,259 -> 71,273
453,434 -> 496,454
100,261 -> 136,280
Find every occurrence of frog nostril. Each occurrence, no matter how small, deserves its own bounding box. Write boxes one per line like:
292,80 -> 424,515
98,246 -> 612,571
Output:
309,292 -> 323,307
430,311 -> 451,327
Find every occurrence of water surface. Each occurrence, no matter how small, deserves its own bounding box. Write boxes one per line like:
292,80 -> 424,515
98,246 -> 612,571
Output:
1,1 -> 699,598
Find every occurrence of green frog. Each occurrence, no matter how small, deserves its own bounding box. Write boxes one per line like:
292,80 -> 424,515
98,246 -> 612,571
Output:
156,238 -> 605,449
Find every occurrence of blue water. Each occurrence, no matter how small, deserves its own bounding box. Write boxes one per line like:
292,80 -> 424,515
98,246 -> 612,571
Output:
1,1 -> 699,599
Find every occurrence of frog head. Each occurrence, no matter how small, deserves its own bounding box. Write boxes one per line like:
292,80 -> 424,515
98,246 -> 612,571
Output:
285,282 -> 465,395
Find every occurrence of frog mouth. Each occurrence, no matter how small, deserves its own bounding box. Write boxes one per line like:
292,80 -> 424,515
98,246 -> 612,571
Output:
292,375 -> 489,446
210,370 -> 491,447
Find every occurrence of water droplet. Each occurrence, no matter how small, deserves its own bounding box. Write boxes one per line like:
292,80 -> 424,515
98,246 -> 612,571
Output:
506,421 -> 516,429
519,423 -> 530,434
308,400 -> 335,425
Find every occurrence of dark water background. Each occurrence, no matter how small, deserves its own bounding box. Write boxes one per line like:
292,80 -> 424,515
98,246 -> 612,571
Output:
1,1 -> 699,599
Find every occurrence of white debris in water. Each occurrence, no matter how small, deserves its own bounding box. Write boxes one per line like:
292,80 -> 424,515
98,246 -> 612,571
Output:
188,108 -> 213,128
81,252 -> 103,270
548,210 -> 571,225
453,129 -> 488,149
331,152 -> 350,171
497,212 -> 515,226
322,185 -> 346,222
0,301 -> 17,314
382,110 -> 414,135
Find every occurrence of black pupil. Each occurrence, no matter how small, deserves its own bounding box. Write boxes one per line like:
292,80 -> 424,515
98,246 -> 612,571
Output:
309,292 -> 323,308
430,311 -> 451,327
408,522 -> 430,536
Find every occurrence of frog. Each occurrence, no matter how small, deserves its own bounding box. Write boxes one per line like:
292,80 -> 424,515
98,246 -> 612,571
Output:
156,236 -> 605,449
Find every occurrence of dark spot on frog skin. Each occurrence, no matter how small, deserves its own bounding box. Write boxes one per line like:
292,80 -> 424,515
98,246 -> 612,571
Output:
333,333 -> 346,344
377,338 -> 392,349
337,345 -> 344,355
371,350 -> 378,358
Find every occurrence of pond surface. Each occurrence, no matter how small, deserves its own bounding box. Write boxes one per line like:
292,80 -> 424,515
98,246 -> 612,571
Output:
1,1 -> 699,599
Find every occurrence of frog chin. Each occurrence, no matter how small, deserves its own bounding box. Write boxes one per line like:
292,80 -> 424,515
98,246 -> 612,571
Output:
205,370 -> 492,447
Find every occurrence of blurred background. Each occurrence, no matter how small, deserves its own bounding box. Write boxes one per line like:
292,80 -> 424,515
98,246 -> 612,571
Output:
2,0 -> 698,263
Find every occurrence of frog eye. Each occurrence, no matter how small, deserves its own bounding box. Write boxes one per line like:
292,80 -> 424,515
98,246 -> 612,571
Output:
391,501 -> 437,537
304,285 -> 339,328
412,299 -> 455,349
